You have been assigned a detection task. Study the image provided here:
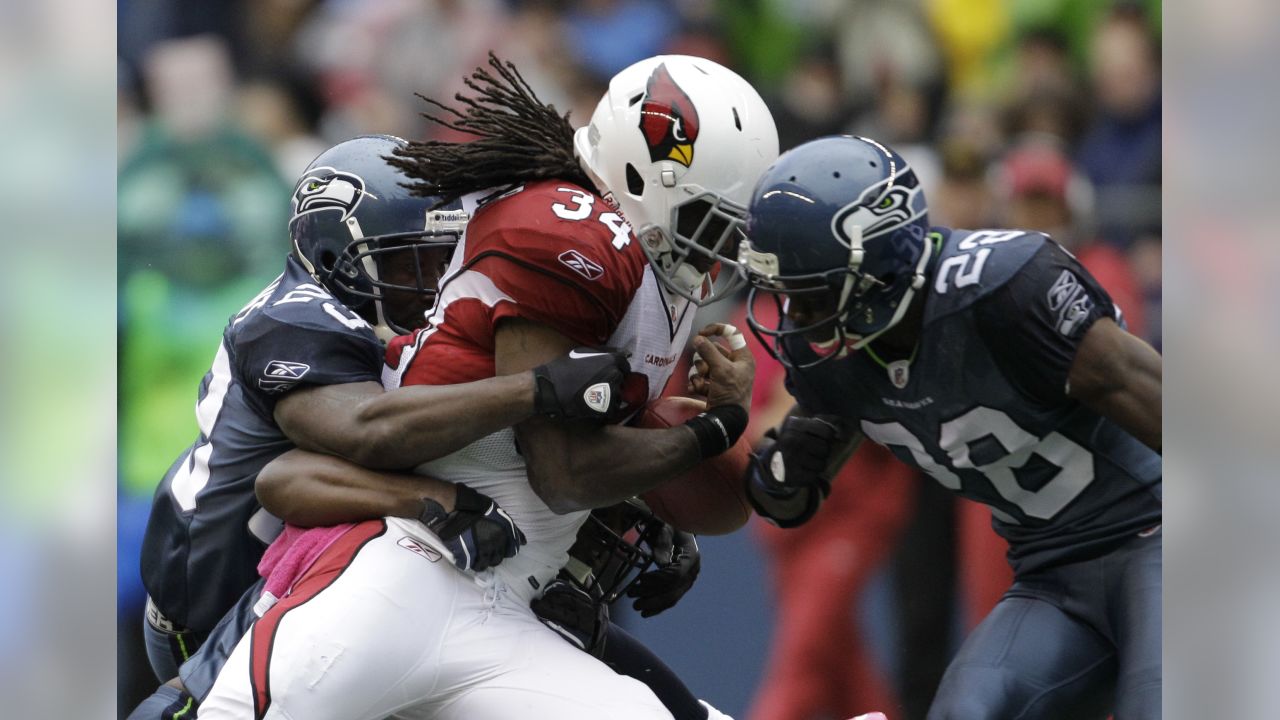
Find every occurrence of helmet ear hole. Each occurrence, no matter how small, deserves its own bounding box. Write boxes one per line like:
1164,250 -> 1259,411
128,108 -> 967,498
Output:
318,250 -> 338,274
625,163 -> 644,197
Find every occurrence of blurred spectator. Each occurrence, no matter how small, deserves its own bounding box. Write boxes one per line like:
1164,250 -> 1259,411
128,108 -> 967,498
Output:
1076,4 -> 1161,247
292,0 -> 512,141
563,0 -> 681,83
1001,28 -> 1087,144
1009,27 -> 1078,100
236,79 -> 328,180
1005,84 -> 1085,145
767,42 -> 852,151
994,135 -> 1148,339
855,76 -> 943,193
118,35 -> 289,285
931,139 -> 995,229
927,0 -> 1011,95
833,0 -> 942,104
938,99 -> 1006,159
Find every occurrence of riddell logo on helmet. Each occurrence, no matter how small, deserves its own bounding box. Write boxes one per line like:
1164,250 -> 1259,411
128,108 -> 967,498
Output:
639,64 -> 700,167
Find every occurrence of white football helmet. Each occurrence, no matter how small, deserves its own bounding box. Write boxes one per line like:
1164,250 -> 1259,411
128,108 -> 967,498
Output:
575,55 -> 779,305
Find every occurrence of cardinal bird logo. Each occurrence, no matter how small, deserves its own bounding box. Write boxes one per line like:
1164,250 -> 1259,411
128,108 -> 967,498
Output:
639,64 -> 700,167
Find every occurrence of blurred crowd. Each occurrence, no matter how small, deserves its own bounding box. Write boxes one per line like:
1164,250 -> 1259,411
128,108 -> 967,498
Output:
117,0 -> 1161,717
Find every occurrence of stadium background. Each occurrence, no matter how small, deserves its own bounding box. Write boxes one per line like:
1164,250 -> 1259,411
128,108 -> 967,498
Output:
116,1 -> 1162,717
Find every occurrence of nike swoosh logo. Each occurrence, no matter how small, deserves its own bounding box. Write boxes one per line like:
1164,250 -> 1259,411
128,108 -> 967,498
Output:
568,350 -> 609,359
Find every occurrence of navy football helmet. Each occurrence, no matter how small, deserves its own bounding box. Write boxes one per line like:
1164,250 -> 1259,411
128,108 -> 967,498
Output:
740,136 -> 932,367
289,135 -> 468,338
562,500 -> 668,603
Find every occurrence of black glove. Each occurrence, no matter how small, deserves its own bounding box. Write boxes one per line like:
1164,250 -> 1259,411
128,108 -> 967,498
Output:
531,576 -> 609,658
532,347 -> 631,421
419,484 -> 526,572
626,524 -> 700,617
753,415 -> 845,498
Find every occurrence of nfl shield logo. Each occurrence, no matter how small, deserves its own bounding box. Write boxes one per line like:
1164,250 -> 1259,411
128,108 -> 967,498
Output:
887,360 -> 910,389
584,383 -> 612,414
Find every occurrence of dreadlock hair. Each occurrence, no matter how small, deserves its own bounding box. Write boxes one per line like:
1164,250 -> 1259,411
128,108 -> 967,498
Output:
389,53 -> 593,207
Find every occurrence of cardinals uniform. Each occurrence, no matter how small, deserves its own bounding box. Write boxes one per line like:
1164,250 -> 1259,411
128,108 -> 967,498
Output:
198,181 -> 700,720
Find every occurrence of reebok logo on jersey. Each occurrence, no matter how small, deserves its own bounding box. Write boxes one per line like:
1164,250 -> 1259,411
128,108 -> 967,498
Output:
1046,270 -> 1081,312
559,250 -> 605,281
1058,294 -> 1093,336
1046,270 -> 1092,336
398,536 -> 442,563
259,361 -> 311,393
583,383 -> 612,414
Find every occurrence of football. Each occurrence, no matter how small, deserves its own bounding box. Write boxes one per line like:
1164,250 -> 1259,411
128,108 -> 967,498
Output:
635,396 -> 753,535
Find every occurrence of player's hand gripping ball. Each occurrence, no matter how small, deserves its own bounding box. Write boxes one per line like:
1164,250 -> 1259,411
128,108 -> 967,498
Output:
636,396 -> 752,535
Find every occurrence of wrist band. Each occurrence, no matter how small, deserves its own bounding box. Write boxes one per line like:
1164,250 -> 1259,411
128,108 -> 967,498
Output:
684,404 -> 748,459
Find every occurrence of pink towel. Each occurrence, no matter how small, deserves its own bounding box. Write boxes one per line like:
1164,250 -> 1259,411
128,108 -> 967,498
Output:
255,523 -> 355,613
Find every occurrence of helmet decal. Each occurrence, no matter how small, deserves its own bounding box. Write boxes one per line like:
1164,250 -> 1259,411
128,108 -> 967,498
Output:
833,183 -> 919,248
638,64 -> 700,167
292,167 -> 368,222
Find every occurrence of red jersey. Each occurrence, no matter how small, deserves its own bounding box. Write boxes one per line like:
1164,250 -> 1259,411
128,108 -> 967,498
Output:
387,180 -> 647,388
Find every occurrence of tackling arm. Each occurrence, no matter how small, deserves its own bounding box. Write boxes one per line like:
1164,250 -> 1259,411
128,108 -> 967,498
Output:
1067,317 -> 1163,453
257,449 -> 525,572
500,318 -> 752,514
256,448 -> 449,527
274,375 -> 536,470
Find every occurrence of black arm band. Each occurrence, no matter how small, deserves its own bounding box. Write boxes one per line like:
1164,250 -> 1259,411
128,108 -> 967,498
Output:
683,404 -> 749,459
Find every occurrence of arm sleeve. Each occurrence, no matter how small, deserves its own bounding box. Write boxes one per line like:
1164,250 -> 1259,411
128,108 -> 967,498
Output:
236,320 -> 383,397
973,241 -> 1117,405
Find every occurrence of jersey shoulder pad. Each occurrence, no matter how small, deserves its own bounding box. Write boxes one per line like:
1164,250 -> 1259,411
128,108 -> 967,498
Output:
229,262 -> 382,396
926,227 -> 1048,320
456,180 -> 647,342
464,180 -> 646,294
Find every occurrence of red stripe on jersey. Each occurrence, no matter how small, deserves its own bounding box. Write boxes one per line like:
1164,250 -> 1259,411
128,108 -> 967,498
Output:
248,520 -> 387,720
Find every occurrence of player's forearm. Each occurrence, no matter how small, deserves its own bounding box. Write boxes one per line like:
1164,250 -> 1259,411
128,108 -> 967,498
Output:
521,420 -> 703,514
1064,317 -> 1167,450
1087,364 -> 1162,453
256,449 -> 451,527
349,373 -> 537,468
1068,325 -> 1162,453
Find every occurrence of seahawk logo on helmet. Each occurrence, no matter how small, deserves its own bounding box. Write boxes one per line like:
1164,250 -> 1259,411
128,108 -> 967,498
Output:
834,184 -> 919,248
638,64 -> 700,167
292,168 -> 368,222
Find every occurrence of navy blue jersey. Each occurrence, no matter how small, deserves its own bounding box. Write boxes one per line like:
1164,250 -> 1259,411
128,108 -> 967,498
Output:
140,256 -> 383,632
783,228 -> 1161,573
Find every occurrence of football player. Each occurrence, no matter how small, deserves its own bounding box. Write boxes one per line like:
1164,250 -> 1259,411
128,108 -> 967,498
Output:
195,53 -> 777,720
130,135 -> 633,718
739,135 -> 1162,720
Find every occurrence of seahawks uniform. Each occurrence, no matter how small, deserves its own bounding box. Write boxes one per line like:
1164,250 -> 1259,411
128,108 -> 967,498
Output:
197,180 -> 694,720
782,228 -> 1161,720
138,255 -> 383,681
